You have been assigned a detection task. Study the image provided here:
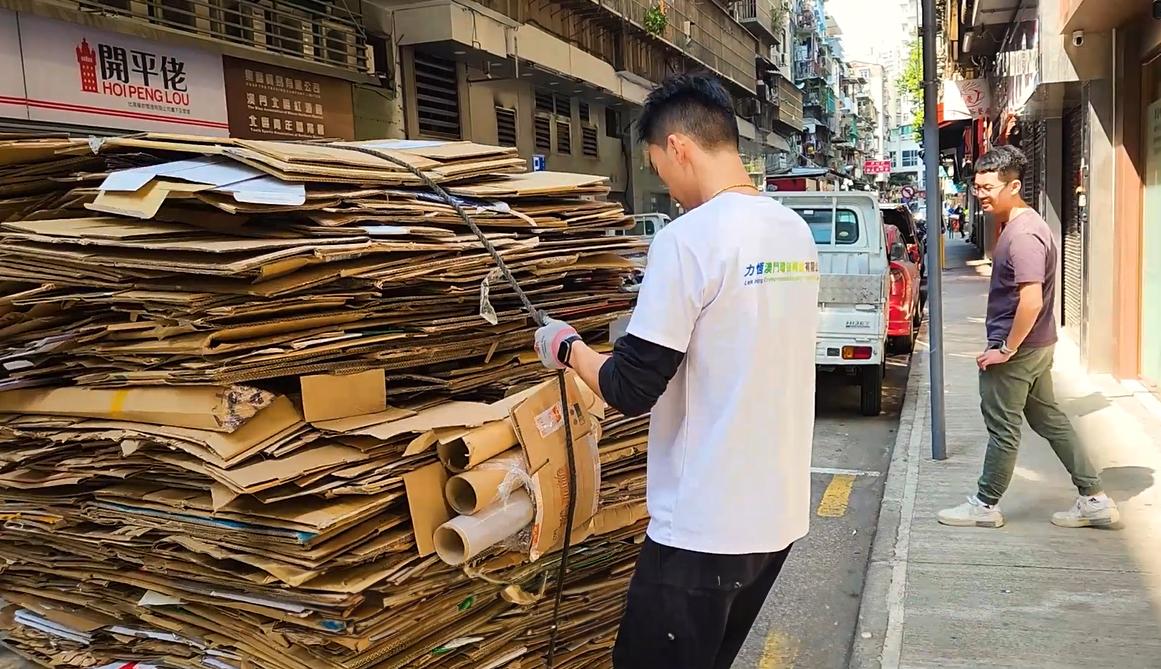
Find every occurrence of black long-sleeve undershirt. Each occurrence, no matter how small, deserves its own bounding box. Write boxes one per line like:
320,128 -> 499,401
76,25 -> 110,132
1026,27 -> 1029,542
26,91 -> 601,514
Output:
596,333 -> 684,417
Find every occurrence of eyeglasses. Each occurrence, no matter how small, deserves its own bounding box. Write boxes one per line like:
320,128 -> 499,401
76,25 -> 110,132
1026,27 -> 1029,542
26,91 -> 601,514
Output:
971,181 -> 1010,196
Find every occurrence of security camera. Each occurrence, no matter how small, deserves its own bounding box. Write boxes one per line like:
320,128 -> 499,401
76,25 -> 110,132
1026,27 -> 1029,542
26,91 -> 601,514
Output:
1071,30 -> 1084,47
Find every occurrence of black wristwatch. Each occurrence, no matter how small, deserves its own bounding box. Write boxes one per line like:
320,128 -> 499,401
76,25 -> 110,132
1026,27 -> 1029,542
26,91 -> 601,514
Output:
558,335 -> 583,366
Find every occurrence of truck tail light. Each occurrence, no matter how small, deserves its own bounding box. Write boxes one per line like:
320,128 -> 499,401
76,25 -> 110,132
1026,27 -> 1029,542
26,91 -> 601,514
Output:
842,346 -> 873,360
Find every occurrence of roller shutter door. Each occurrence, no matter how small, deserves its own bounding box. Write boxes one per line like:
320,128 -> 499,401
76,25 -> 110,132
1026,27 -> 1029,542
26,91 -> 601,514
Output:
1061,102 -> 1087,339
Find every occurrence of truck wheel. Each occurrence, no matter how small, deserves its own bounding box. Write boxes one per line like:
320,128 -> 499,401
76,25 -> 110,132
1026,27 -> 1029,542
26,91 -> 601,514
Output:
860,363 -> 884,416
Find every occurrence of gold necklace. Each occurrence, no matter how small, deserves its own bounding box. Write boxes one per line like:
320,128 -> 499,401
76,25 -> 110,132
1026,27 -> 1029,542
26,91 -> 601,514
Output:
709,182 -> 760,200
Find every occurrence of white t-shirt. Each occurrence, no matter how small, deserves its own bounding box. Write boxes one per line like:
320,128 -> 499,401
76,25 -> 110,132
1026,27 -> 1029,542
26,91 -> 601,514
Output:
628,192 -> 820,555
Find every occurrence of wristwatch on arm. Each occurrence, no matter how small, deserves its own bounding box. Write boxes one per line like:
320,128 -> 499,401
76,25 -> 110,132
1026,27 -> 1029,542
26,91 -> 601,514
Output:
999,340 -> 1018,356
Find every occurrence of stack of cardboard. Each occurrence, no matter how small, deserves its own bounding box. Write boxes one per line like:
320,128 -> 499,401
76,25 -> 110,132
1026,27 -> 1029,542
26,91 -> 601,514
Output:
0,134 -> 650,669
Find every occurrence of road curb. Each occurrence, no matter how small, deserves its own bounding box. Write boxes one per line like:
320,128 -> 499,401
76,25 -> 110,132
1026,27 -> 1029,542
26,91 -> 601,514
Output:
847,324 -> 930,669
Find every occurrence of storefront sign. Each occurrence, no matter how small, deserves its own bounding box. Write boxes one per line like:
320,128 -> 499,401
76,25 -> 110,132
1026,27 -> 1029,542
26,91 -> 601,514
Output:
995,20 -> 1040,114
863,159 -> 892,175
940,79 -> 992,121
2,12 -> 228,135
223,57 -> 354,140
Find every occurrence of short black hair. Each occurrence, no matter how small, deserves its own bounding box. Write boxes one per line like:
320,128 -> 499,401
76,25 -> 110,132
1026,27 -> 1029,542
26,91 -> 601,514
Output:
636,71 -> 739,149
976,145 -> 1027,182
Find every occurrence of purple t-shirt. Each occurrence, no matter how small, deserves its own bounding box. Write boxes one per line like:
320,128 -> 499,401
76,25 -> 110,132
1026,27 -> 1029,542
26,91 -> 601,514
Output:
985,210 -> 1057,348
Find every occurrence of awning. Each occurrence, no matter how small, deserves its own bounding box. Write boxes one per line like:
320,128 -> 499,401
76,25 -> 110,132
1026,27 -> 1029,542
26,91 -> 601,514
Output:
766,132 -> 791,152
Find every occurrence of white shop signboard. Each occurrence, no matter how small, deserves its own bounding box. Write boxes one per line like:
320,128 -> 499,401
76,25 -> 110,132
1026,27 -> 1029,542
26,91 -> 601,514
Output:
0,10 -> 228,135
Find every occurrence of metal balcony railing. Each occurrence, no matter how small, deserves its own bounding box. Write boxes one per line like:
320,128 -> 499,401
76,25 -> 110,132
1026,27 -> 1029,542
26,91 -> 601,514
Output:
794,59 -> 826,81
621,0 -> 757,93
75,0 -> 368,72
730,0 -> 776,39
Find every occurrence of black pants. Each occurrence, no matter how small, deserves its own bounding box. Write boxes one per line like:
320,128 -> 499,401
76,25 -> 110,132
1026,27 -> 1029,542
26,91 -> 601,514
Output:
612,537 -> 793,669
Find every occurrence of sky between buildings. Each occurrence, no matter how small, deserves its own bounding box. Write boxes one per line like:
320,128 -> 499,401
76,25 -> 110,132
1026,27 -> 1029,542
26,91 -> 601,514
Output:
827,0 -> 914,65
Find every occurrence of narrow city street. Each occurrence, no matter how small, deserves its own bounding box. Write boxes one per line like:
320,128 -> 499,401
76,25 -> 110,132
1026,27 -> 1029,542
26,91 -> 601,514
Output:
735,352 -> 912,668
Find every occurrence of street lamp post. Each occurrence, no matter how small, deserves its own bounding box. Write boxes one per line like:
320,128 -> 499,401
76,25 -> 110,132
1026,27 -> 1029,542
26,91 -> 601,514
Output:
921,0 -> 947,460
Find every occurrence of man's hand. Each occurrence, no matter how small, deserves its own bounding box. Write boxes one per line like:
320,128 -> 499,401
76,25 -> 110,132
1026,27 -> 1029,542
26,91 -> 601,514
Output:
977,348 -> 1013,371
534,318 -> 581,370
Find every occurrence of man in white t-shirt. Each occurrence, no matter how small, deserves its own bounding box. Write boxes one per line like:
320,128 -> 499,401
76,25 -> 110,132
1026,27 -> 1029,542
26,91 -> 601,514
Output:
534,72 -> 820,669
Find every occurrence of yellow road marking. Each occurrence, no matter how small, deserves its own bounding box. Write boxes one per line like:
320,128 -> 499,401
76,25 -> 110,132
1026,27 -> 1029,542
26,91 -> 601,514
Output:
757,630 -> 799,669
816,473 -> 856,518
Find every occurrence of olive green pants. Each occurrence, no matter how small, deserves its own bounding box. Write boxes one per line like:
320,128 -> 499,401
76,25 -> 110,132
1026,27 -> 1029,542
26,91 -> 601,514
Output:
976,344 -> 1103,506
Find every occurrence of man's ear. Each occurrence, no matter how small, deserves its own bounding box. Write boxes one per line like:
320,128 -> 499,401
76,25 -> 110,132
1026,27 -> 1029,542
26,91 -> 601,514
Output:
668,134 -> 693,166
1009,179 -> 1022,196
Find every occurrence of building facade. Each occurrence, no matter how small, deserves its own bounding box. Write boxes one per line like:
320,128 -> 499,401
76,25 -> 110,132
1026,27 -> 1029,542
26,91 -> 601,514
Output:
0,0 -> 384,139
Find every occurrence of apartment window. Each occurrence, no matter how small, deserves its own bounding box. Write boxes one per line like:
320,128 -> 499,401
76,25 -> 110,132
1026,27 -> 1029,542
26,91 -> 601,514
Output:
902,149 -> 919,167
582,125 -> 598,158
579,101 -> 590,124
556,119 -> 572,154
534,115 -> 551,152
535,90 -> 555,114
495,106 -> 517,147
891,151 -> 899,168
606,108 -> 623,138
414,51 -> 460,139
554,94 -> 571,118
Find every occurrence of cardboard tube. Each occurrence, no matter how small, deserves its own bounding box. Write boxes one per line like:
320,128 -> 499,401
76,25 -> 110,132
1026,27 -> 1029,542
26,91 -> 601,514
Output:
433,489 -> 533,566
445,449 -> 525,515
437,419 -> 519,473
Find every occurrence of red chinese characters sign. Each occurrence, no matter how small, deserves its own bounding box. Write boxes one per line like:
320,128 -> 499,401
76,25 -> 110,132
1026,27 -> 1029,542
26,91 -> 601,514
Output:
223,57 -> 355,140
1,10 -> 228,135
863,159 -> 892,175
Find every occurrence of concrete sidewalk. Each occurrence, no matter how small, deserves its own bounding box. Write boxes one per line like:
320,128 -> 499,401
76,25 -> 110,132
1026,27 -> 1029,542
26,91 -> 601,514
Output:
852,239 -> 1161,669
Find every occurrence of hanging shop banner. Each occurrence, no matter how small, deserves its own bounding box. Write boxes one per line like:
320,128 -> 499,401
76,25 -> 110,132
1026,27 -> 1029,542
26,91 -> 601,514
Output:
2,12 -> 228,135
995,20 -> 1040,115
939,78 -> 992,122
223,56 -> 355,140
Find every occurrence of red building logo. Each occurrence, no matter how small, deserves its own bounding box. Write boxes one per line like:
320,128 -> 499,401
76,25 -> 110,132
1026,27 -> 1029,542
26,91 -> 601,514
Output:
76,38 -> 98,93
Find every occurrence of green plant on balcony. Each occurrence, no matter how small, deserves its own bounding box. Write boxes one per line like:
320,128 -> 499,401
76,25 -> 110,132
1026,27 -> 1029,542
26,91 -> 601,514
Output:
771,0 -> 787,34
644,4 -> 668,36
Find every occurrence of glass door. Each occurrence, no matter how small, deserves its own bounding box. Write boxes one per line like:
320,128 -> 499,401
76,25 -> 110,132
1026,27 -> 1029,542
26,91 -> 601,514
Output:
1142,54 -> 1161,387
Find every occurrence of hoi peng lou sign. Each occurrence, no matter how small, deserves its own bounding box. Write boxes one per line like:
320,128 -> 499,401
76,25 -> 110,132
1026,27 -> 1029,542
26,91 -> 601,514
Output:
3,12 -> 228,135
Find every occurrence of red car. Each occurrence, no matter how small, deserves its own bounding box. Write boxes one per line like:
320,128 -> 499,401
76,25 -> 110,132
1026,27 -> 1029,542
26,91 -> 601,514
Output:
884,223 -> 923,353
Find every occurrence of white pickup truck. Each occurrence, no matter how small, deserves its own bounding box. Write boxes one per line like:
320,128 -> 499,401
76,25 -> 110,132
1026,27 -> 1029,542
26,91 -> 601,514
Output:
767,192 -> 889,415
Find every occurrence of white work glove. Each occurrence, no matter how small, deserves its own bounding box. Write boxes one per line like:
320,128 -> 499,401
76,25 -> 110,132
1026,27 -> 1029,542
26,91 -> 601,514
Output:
534,317 -> 582,370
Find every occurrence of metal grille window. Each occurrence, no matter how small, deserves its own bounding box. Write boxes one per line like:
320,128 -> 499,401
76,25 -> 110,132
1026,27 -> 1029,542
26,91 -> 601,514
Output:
579,101 -> 590,124
582,125 -> 598,158
414,51 -> 460,140
535,115 -> 552,152
556,119 -> 572,154
495,107 -> 517,147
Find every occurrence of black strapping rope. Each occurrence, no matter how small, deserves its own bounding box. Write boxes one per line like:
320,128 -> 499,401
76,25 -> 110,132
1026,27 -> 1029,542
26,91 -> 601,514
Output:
330,144 -> 579,667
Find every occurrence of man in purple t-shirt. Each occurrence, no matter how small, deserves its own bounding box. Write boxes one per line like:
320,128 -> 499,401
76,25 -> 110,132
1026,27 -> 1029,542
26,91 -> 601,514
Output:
938,145 -> 1119,529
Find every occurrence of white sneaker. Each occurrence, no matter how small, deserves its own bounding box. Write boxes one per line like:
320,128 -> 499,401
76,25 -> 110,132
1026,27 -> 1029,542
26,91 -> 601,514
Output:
937,496 -> 1004,528
1052,495 -> 1121,528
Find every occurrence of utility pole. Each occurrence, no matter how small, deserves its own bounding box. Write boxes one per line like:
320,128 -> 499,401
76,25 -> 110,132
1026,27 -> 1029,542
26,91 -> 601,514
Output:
920,0 -> 947,460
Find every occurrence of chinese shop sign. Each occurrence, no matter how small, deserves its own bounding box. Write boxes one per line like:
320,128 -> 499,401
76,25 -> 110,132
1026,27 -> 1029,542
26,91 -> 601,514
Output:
223,56 -> 355,140
1,10 -> 228,135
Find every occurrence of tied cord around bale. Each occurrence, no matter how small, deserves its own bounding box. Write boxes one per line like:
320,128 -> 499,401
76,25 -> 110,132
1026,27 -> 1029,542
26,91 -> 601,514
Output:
330,144 -> 580,667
